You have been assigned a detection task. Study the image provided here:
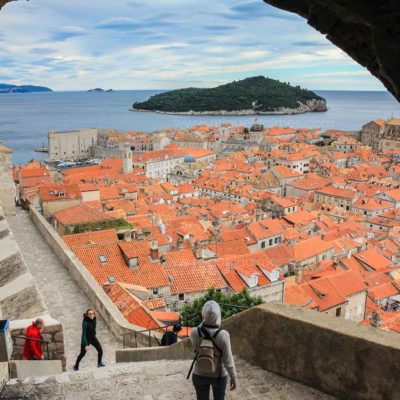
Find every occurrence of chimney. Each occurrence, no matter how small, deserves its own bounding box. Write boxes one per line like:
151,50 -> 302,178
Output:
194,242 -> 203,259
295,267 -> 303,284
370,311 -> 382,328
150,240 -> 159,261
124,231 -> 132,242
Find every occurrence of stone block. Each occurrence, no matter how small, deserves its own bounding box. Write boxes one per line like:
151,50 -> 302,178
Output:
9,360 -> 62,379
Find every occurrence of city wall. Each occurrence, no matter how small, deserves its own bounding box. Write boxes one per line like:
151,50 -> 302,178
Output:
29,205 -> 158,347
0,147 -> 15,216
117,302 -> 400,400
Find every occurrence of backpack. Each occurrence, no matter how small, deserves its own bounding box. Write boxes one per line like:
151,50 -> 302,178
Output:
187,327 -> 223,379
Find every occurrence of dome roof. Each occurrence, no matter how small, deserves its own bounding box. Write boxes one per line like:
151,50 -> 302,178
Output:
184,155 -> 196,163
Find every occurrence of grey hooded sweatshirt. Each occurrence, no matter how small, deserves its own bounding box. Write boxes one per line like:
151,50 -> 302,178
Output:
190,301 -> 237,381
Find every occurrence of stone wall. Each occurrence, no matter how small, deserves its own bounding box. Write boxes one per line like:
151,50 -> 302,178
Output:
29,205 -> 156,347
117,302 -> 400,400
90,145 -> 123,159
10,318 -> 66,370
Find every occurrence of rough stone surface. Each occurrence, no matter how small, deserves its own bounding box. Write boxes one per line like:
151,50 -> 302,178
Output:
0,285 -> 46,320
0,253 -> 25,287
264,0 -> 400,102
0,358 -> 336,400
7,208 -> 119,369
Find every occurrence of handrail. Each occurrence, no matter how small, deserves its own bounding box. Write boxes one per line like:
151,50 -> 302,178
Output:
12,335 -> 51,360
121,303 -> 251,349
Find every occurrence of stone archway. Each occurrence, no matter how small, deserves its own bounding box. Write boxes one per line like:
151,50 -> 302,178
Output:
1,0 -> 399,102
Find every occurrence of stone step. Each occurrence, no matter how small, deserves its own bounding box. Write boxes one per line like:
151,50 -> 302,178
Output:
0,358 -> 337,400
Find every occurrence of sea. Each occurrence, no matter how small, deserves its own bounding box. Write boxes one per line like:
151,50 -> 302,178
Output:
0,90 -> 399,165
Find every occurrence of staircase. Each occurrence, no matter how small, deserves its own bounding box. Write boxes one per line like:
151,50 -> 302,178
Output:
0,358 -> 336,400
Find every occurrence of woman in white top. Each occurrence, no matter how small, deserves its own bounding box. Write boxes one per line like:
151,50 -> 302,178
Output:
190,301 -> 237,400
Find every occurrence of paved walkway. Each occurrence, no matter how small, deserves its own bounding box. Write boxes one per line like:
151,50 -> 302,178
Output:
8,208 -> 119,369
1,358 -> 337,400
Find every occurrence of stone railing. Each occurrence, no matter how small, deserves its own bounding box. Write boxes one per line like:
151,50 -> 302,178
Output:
116,302 -> 400,400
29,205 -> 155,346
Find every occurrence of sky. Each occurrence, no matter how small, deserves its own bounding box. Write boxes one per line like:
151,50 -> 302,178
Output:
0,0 -> 385,91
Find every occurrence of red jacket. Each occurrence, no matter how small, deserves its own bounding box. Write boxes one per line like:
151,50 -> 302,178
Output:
23,323 -> 43,360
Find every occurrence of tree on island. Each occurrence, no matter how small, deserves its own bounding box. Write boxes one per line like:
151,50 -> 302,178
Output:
180,288 -> 263,327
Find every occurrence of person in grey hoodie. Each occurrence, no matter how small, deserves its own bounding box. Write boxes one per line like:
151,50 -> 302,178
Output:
190,300 -> 237,400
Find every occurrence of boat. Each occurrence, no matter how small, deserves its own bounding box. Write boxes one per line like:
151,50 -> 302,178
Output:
35,143 -> 48,153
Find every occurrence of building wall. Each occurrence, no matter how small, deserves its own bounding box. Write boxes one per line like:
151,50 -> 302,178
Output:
42,199 -> 81,217
81,191 -> 100,203
48,129 -> 98,161
344,291 -> 367,322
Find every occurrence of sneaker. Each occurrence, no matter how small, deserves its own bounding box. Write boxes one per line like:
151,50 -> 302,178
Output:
97,362 -> 106,368
73,365 -> 79,371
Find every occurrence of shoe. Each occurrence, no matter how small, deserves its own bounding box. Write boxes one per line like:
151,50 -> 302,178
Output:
97,362 -> 106,368
73,365 -> 79,371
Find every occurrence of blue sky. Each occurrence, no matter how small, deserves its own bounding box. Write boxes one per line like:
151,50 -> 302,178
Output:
0,0 -> 385,91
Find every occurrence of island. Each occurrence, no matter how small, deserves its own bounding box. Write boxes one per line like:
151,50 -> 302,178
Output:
0,83 -> 53,94
87,88 -> 114,92
132,76 -> 327,115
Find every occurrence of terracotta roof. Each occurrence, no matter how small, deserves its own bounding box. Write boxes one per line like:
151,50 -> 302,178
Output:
104,282 -> 162,331
164,261 -> 226,295
54,204 -> 114,225
63,229 -> 118,248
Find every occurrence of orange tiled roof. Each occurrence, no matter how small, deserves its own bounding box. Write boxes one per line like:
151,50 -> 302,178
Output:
164,260 -> 226,295
63,229 -> 118,248
54,204 -> 114,225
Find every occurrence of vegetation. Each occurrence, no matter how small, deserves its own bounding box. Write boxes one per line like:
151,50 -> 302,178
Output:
0,83 -> 52,93
132,76 -> 325,113
180,288 -> 264,327
71,218 -> 133,234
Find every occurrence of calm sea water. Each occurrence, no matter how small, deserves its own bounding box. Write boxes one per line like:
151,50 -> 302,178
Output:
0,90 -> 399,165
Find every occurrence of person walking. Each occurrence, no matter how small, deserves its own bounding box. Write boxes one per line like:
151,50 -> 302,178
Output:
23,318 -> 45,360
189,301 -> 237,400
73,309 -> 105,371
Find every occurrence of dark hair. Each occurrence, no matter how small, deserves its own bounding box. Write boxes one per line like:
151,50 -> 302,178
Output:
84,309 -> 96,318
173,323 -> 182,333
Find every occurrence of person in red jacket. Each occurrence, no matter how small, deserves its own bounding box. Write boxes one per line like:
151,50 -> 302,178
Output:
23,318 -> 45,360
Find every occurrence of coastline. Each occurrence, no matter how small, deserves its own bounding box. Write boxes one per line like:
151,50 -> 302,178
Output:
130,99 -> 327,116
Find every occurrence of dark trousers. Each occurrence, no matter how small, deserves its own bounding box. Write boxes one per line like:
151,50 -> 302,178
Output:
74,337 -> 103,367
192,374 -> 228,400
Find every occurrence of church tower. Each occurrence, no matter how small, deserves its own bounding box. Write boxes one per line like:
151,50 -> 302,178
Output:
123,144 -> 133,174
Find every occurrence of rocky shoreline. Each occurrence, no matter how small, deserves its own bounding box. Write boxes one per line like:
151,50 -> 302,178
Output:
131,99 -> 327,116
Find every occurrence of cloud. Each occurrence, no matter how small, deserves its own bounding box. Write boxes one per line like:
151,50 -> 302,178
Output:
95,17 -> 142,30
50,26 -> 86,41
0,0 -> 383,91
224,1 -> 300,21
292,40 -> 331,47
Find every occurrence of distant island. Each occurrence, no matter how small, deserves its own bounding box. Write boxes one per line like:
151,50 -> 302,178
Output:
88,88 -> 113,92
0,83 -> 53,94
132,76 -> 327,115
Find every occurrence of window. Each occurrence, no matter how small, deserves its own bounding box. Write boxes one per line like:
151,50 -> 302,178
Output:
152,288 -> 159,296
99,255 -> 107,263
336,308 -> 341,317
178,293 -> 185,301
269,239 -> 273,246
261,241 -> 266,249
